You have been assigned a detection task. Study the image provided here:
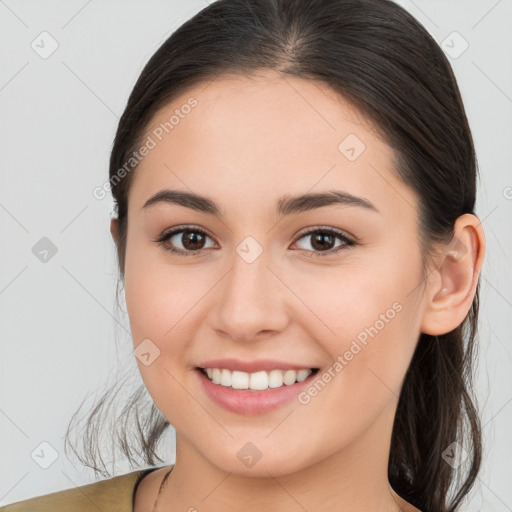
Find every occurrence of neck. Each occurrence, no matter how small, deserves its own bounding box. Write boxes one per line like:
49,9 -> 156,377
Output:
157,404 -> 411,511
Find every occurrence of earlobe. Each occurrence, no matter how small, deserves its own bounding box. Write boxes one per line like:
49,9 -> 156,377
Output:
110,217 -> 120,245
421,214 -> 486,336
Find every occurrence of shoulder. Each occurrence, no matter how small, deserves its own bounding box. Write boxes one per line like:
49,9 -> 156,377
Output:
133,466 -> 174,512
0,469 -> 153,512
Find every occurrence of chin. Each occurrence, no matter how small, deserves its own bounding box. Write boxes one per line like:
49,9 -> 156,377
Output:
197,440 -> 319,479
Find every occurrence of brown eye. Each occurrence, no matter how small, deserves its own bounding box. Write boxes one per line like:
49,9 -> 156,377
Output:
310,232 -> 337,251
156,227 -> 215,256
179,231 -> 207,250
293,228 -> 354,258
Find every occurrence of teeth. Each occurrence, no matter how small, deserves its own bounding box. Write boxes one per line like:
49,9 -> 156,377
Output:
283,369 -> 296,385
296,369 -> 311,382
249,371 -> 268,390
268,369 -> 283,388
220,369 -> 232,387
201,367 -> 314,390
231,370 -> 249,389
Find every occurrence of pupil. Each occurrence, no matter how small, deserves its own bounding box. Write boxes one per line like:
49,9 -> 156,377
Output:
184,232 -> 204,250
312,233 -> 333,251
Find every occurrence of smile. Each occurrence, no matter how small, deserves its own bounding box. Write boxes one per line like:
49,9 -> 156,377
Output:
195,366 -> 320,415
199,367 -> 318,391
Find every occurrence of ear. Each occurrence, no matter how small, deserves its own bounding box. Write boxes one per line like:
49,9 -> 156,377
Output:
110,217 -> 120,245
421,213 -> 486,336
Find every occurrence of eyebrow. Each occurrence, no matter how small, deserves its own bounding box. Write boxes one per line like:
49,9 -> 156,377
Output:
142,189 -> 379,217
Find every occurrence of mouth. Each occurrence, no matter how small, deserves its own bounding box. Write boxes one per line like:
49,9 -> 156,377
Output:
194,358 -> 322,415
196,366 -> 320,392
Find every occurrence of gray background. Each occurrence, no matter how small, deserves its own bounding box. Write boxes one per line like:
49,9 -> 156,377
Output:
1,0 -> 511,509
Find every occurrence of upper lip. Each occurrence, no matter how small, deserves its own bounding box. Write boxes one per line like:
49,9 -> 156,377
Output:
197,358 -> 319,373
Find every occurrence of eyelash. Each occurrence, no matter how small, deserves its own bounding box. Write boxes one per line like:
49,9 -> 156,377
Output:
154,225 -> 356,258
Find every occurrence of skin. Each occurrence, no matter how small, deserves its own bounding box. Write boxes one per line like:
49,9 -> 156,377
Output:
110,70 -> 485,512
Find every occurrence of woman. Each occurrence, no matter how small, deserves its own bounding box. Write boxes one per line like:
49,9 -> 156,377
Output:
1,0 -> 486,511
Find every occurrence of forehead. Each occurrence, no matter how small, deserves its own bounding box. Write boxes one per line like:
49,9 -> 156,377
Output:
129,71 -> 416,219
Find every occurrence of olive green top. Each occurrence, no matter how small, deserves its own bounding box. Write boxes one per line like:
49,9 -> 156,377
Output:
0,467 -> 163,512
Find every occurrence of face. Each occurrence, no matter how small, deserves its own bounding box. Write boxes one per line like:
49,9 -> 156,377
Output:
122,71 -> 429,477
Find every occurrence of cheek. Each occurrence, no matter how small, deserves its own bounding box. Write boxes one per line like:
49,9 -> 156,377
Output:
125,269 -> 186,341
289,250 -> 423,403
291,288 -> 421,455
124,256 -> 196,421
124,269 -> 201,415
287,252 -> 421,347
124,233 -> 196,343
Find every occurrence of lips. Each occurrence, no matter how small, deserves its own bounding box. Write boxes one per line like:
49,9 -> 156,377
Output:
194,359 -> 320,415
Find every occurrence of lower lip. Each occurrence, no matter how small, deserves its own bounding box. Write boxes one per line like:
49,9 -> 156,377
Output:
195,368 -> 318,416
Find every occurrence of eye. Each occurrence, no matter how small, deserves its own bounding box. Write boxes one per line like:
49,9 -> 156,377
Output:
155,225 -> 356,258
154,226 -> 216,256
291,227 -> 355,258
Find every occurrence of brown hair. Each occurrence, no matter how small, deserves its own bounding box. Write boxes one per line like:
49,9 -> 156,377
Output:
65,1 -> 482,510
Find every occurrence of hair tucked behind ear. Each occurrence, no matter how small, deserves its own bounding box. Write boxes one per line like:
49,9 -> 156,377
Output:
65,1 -> 482,510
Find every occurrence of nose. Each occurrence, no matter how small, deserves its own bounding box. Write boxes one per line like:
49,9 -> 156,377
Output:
210,247 -> 290,343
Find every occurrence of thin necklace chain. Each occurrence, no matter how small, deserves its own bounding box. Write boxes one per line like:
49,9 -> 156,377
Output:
152,466 -> 173,512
